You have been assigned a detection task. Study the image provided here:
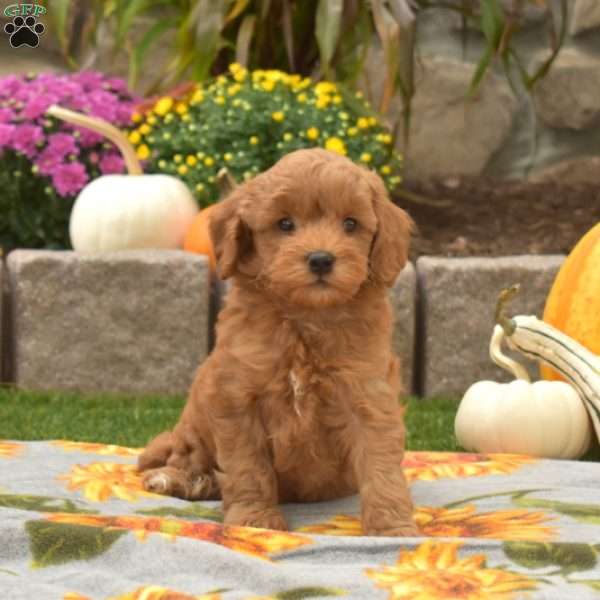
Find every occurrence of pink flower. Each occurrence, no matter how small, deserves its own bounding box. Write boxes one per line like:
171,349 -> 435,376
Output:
47,133 -> 78,157
52,162 -> 89,196
35,147 -> 62,175
0,123 -> 15,147
99,153 -> 125,174
21,95 -> 55,119
12,124 -> 43,158
0,107 -> 14,123
77,128 -> 104,148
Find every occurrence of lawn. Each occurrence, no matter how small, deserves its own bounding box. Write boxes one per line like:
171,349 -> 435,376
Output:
0,386 -> 460,451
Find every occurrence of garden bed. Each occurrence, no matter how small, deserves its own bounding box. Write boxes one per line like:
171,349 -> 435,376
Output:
400,179 -> 600,260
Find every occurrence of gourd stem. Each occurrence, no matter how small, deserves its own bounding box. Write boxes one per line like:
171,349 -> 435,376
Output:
46,105 -> 143,176
490,324 -> 531,382
495,283 -> 520,336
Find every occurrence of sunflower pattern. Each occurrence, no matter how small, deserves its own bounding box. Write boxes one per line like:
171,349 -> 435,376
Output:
1,440 -> 599,599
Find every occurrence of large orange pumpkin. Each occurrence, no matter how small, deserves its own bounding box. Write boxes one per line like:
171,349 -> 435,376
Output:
541,222 -> 600,380
183,204 -> 217,270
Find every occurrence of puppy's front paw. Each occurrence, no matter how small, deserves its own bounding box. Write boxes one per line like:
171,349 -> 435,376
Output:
225,504 -> 288,531
365,520 -> 420,537
142,466 -> 190,498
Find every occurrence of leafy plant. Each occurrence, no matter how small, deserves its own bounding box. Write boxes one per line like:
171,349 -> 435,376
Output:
127,64 -> 403,207
0,71 -> 138,252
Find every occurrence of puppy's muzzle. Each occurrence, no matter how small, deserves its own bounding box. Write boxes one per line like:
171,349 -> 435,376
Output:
307,251 -> 335,275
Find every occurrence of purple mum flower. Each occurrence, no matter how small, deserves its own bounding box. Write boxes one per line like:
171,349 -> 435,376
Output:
0,123 -> 15,147
21,95 -> 56,120
47,132 -> 78,157
52,162 -> 89,196
12,124 -> 43,158
0,107 -> 14,123
35,147 -> 63,176
99,153 -> 125,174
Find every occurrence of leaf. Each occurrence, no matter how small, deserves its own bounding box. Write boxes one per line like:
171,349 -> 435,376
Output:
467,44 -> 494,97
0,493 -> 96,515
26,520 -> 126,568
281,0 -> 295,71
224,0 -> 250,25
46,0 -> 76,66
235,13 -> 256,67
275,588 -> 346,600
315,0 -> 343,77
130,16 -> 178,90
503,541 -> 597,574
512,492 -> 600,525
187,0 -> 226,81
137,504 -> 223,522
480,0 -> 505,46
115,0 -> 150,49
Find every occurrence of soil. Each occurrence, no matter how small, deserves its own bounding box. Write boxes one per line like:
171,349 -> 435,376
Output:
393,177 -> 600,260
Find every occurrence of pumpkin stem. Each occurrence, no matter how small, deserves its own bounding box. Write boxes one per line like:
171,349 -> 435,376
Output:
216,168 -> 237,199
495,283 -> 520,336
490,324 -> 531,382
46,105 -> 143,176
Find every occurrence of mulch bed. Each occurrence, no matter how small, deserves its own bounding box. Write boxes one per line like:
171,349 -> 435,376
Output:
393,177 -> 600,260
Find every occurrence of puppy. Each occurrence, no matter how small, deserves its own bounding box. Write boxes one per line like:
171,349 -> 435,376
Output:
138,148 -> 418,536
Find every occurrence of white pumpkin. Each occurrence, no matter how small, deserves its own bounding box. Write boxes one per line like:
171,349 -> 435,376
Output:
455,321 -> 593,459
47,105 -> 198,252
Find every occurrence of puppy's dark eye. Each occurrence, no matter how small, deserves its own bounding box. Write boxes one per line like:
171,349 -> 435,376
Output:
343,217 -> 358,232
278,217 -> 295,232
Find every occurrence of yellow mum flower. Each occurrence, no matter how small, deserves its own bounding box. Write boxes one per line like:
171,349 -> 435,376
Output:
175,102 -> 188,115
229,62 -> 243,73
153,96 -> 173,116
332,94 -> 342,104
380,165 -> 391,175
347,127 -> 358,136
128,131 -> 141,144
131,111 -> 142,123
261,79 -> 276,92
297,93 -> 307,103
357,117 -> 369,129
228,83 -> 241,95
306,127 -> 320,140
214,96 -> 226,105
315,81 -> 337,95
173,154 -> 182,164
250,136 -> 259,145
368,116 -> 378,126
190,89 -> 205,104
178,165 -> 188,175
271,111 -> 285,122
136,144 -> 150,160
162,132 -> 171,140
233,69 -> 247,82
365,541 -> 538,600
217,75 -> 227,86
224,152 -> 233,161
360,153 -> 372,163
195,183 -> 205,192
139,123 -> 151,135
186,155 -> 197,167
283,132 -> 293,141
339,111 -> 349,120
325,137 -> 347,155
204,157 -> 215,166
315,96 -> 330,109
377,133 -> 392,144
147,115 -> 157,125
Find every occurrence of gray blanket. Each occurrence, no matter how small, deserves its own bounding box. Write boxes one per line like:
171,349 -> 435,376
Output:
1,440 -> 600,599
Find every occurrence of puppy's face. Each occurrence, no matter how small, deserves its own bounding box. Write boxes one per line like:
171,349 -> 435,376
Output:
209,149 -> 412,309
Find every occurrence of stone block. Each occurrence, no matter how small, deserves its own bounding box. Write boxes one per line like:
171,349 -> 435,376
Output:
532,48 -> 600,130
397,57 -> 519,180
529,156 -> 600,185
570,0 -> 600,36
391,263 -> 416,394
8,250 -> 209,395
418,256 -> 564,398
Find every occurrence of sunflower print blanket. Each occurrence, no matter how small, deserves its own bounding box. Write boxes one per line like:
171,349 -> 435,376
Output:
1,441 -> 600,599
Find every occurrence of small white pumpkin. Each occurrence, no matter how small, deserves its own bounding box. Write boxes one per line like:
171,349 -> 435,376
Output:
47,105 -> 198,252
455,322 -> 593,459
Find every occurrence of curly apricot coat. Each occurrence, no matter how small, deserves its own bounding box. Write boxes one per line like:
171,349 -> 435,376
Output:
138,148 -> 418,536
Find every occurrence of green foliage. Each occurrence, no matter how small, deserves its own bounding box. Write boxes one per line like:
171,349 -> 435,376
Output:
128,65 -> 402,207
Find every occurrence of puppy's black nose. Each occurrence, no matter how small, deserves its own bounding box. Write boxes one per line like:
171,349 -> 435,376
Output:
307,251 -> 335,275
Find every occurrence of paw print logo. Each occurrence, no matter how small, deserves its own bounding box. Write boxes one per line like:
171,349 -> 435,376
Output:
4,15 -> 45,48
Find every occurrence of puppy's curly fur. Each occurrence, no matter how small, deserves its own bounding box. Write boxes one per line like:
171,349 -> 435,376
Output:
138,148 -> 418,536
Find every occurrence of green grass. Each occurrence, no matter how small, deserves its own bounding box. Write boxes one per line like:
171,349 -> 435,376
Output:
0,386 -> 460,451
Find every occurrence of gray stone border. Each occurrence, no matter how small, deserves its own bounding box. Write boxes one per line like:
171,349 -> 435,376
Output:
0,251 -> 565,398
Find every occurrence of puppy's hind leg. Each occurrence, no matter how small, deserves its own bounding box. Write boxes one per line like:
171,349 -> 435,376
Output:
139,431 -> 220,501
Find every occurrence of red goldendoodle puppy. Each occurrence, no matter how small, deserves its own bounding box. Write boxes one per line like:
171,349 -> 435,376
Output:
138,148 -> 418,536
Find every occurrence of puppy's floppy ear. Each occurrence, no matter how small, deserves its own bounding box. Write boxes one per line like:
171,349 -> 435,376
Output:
208,187 -> 253,280
367,171 -> 414,287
